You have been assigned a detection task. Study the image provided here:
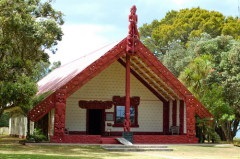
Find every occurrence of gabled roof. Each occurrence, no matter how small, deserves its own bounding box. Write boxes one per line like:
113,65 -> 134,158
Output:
28,38 -> 212,122
28,5 -> 212,122
37,41 -> 119,95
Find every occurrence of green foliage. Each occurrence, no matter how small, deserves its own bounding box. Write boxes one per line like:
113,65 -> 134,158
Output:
178,34 -> 240,142
139,8 -> 240,58
0,0 -> 63,116
28,128 -> 47,143
0,113 -> 9,127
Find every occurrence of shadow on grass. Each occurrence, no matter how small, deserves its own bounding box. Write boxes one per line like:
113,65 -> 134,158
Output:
0,136 -> 132,159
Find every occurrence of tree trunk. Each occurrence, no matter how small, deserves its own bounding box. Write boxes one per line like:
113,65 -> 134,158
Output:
221,121 -> 234,143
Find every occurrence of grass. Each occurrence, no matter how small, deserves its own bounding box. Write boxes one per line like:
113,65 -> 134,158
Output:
0,135 -> 240,159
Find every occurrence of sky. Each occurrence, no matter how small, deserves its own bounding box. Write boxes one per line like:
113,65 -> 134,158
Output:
49,0 -> 240,64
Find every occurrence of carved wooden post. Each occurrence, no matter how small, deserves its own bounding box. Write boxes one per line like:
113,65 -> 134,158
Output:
52,89 -> 67,142
185,95 -> 196,141
124,54 -> 131,132
124,5 -> 140,132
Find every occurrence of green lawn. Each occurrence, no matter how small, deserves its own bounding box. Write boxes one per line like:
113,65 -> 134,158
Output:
0,135 -> 240,159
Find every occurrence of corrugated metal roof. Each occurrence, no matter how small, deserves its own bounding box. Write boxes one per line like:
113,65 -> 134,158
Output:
37,41 -> 120,95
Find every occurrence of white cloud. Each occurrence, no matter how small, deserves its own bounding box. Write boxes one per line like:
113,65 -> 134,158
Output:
49,24 -> 122,65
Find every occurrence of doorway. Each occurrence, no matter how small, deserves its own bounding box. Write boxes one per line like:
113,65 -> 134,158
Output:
87,109 -> 104,135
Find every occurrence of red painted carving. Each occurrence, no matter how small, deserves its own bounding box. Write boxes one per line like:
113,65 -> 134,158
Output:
112,96 -> 140,106
79,100 -> 113,109
172,100 -> 177,126
52,89 -> 67,143
28,95 -> 54,122
124,54 -> 131,132
127,5 -> 139,54
185,95 -> 196,137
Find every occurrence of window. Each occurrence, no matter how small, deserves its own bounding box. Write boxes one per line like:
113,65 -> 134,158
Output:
112,96 -> 140,127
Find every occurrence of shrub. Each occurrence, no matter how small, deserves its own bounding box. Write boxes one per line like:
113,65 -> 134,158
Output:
28,128 -> 47,143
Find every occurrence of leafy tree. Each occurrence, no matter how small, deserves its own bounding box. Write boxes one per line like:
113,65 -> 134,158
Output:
179,35 -> 240,142
0,0 -> 64,117
139,8 -> 240,58
0,113 -> 9,127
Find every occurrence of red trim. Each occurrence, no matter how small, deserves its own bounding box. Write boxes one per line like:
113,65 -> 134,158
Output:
51,134 -> 197,144
67,131 -> 86,135
51,135 -> 101,143
28,95 -> 54,122
79,100 -> 112,109
134,135 -> 198,144
52,89 -> 67,142
180,100 -> 184,134
124,54 -> 131,132
107,131 -> 164,136
172,100 -> 177,126
186,95 -> 196,137
163,101 -> 170,134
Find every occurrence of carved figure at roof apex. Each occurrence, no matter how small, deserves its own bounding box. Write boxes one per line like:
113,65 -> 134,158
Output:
128,5 -> 139,39
127,5 -> 139,54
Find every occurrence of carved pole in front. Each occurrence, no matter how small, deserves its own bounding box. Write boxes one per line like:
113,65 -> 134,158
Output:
124,54 -> 131,132
124,5 -> 139,132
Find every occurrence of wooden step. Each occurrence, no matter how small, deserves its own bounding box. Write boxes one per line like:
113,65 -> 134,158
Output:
101,145 -> 173,151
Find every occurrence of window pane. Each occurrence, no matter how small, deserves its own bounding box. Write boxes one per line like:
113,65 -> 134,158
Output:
130,106 -> 135,123
116,106 -> 135,124
116,106 -> 125,124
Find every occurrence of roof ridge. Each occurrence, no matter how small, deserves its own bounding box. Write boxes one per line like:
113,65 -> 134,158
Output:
59,40 -> 121,68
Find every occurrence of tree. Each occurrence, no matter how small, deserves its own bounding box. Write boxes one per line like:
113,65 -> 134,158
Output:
139,8 -> 240,58
0,0 -> 64,117
179,35 -> 240,142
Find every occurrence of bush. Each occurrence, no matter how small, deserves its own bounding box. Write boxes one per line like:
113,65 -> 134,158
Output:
27,128 -> 47,143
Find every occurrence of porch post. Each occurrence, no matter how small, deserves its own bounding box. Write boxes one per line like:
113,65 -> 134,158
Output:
124,54 -> 131,132
185,95 -> 196,141
52,89 -> 67,142
163,101 -> 170,134
172,100 -> 177,126
179,100 -> 184,134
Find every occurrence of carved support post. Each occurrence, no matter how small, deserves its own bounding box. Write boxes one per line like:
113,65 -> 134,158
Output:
124,54 -> 131,132
185,95 -> 196,138
52,89 -> 67,142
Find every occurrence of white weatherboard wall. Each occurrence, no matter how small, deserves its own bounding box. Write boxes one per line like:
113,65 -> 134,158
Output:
9,114 -> 34,138
65,61 -> 163,132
